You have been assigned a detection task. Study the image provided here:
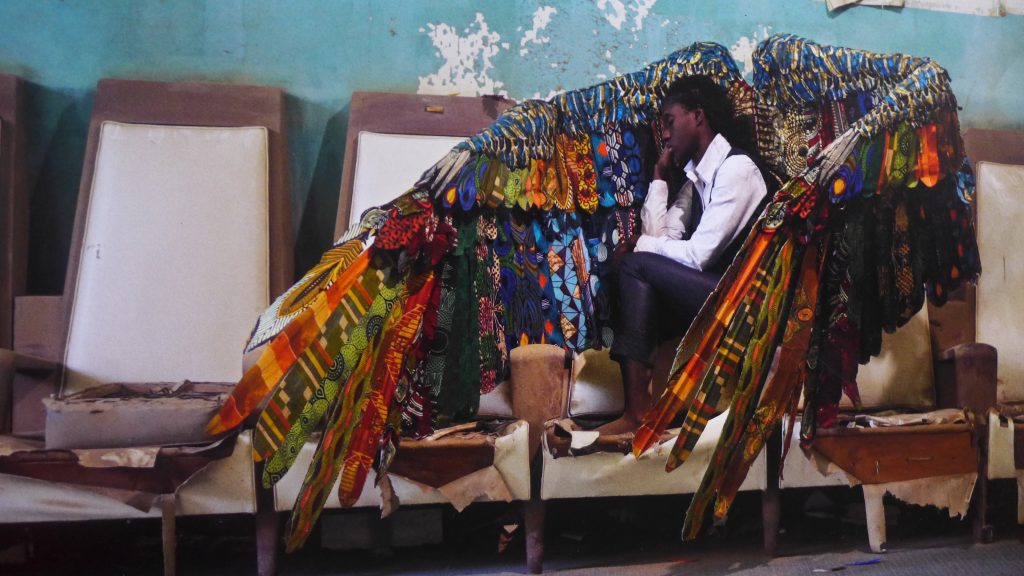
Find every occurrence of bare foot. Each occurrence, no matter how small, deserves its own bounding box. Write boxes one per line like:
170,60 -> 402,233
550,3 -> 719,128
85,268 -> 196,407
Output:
594,414 -> 641,436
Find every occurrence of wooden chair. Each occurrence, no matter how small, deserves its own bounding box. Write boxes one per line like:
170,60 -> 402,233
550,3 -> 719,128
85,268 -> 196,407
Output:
962,129 -> 1024,529
508,341 -> 770,573
258,92 -> 549,574
0,78 -> 293,575
770,130 -> 1004,551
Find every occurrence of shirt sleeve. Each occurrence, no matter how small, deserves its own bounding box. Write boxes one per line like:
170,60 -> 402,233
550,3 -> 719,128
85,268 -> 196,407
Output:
635,156 -> 767,271
640,179 -> 670,237
641,179 -> 692,240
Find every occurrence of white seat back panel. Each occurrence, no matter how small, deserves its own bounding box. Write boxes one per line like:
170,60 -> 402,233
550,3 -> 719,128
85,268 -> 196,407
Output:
976,162 -> 1024,403
63,121 -> 270,394
349,132 -> 464,228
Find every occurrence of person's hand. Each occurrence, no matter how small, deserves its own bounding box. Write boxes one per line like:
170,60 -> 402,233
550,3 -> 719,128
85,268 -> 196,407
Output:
654,145 -> 675,182
611,233 -> 639,267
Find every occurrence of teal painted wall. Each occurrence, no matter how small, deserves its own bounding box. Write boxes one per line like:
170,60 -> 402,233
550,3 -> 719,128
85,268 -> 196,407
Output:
2,0 -> 1021,291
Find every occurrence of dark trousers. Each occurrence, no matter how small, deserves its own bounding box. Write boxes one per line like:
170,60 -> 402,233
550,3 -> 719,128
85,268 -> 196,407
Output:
609,251 -> 720,366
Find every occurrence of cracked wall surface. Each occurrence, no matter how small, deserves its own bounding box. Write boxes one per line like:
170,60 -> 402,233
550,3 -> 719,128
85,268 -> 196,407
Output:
0,0 -> 1020,289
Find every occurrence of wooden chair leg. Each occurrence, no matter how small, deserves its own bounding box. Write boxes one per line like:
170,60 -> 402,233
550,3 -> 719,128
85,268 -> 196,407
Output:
255,463 -> 279,576
762,431 -> 781,556
525,498 -> 545,574
524,444 -> 546,575
973,431 -> 995,543
159,493 -> 177,576
1017,471 -> 1024,525
862,485 -> 887,553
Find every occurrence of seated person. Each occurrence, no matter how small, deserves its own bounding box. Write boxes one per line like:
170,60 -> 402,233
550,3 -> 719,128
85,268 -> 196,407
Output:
601,75 -> 769,435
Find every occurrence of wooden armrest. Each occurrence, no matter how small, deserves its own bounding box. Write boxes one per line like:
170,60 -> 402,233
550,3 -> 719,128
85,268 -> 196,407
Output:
509,343 -> 572,459
934,342 -> 997,416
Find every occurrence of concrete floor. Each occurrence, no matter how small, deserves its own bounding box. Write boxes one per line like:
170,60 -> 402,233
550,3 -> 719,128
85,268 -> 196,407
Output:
2,484 -> 1023,575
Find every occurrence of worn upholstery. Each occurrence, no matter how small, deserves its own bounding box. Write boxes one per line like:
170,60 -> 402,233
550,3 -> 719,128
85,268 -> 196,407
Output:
976,162 -> 1024,405
0,430 -> 257,520
274,421 -> 530,512
541,411 -> 767,498
63,122 -> 270,395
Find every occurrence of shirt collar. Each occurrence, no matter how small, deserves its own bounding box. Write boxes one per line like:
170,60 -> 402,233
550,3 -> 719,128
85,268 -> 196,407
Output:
683,133 -> 731,190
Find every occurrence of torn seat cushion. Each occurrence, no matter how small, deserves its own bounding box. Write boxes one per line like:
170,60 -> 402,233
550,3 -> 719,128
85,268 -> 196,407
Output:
44,382 -> 229,450
45,121 -> 270,450
274,420 -> 531,512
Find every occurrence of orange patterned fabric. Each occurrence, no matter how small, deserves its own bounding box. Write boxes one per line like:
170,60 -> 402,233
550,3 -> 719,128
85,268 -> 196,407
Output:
208,250 -> 370,435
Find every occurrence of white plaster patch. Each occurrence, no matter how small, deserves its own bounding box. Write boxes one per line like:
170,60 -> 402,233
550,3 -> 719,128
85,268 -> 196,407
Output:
519,6 -> 557,56
730,25 -> 773,80
418,12 -> 507,97
596,0 -> 658,32
531,89 -> 565,101
630,0 -> 658,31
597,0 -> 627,29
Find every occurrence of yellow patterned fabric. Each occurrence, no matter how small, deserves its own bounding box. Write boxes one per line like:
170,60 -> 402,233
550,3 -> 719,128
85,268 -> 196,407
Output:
211,34 -> 979,551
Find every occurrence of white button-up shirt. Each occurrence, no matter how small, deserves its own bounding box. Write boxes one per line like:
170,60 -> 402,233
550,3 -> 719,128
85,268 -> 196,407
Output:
635,133 -> 767,271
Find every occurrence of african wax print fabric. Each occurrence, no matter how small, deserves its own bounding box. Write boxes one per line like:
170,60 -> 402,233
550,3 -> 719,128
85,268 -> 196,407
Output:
211,34 -> 980,550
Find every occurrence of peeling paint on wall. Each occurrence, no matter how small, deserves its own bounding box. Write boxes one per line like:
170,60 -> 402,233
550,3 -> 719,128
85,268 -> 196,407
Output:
417,12 -> 507,96
3,0 -> 1020,294
531,88 -> 565,100
596,0 -> 658,32
730,26 -> 774,80
520,6 -> 557,56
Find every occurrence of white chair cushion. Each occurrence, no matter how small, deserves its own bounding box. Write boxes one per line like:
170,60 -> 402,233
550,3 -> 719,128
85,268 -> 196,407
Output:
477,379 -> 514,418
350,131 -> 464,228
540,411 -> 766,498
63,122 -> 269,394
568,348 -> 624,418
976,162 -> 1024,403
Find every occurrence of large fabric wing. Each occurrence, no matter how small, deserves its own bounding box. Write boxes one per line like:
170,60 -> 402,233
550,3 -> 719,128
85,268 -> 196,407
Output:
209,34 -> 980,550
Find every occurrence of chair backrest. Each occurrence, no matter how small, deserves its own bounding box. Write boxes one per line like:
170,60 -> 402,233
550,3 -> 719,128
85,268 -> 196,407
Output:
335,91 -> 514,238
569,309 -> 938,420
349,131 -> 465,229
335,92 -> 514,417
0,74 -> 26,350
962,129 -> 1024,405
59,80 -> 293,396
975,161 -> 1024,404
849,307 -> 936,410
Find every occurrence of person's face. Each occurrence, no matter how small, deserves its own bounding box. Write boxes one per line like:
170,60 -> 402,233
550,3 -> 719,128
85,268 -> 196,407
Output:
659,102 -> 703,166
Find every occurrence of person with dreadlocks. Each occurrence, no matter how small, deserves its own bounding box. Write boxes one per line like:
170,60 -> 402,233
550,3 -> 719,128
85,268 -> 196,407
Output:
601,75 -> 771,435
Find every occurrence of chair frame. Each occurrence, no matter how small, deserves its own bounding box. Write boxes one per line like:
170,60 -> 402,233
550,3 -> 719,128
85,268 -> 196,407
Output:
1,78 -> 294,576
256,91 -> 522,575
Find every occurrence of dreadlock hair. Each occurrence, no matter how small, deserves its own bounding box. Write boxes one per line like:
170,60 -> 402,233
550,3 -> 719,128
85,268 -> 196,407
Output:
661,75 -> 757,156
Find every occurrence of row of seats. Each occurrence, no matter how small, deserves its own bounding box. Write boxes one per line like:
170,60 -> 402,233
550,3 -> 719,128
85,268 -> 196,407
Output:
1,76 -> 1022,575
